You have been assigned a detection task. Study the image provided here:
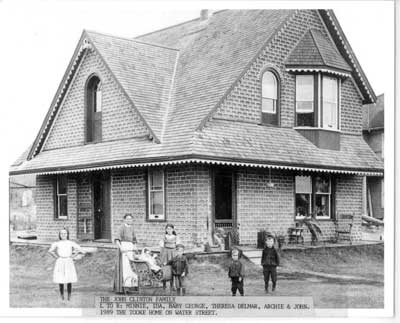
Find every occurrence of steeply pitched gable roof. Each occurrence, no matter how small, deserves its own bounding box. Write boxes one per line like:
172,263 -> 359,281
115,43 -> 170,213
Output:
86,31 -> 179,140
286,29 -> 352,72
137,10 -> 295,144
12,9 -> 382,176
318,10 -> 377,103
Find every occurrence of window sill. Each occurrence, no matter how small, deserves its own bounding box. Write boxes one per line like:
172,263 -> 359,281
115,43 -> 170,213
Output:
294,126 -> 341,133
55,217 -> 68,221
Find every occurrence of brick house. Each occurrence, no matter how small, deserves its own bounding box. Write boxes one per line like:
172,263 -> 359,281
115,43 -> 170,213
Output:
10,10 -> 383,246
363,94 -> 384,219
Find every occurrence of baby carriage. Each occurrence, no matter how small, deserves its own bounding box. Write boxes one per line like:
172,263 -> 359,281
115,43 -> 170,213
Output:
129,251 -> 172,290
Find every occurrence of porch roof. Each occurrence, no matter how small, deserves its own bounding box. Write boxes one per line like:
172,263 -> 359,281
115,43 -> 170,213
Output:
10,119 -> 383,176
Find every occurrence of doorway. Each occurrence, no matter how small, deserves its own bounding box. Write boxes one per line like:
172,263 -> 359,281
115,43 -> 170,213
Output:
212,169 -> 236,232
93,174 -> 111,241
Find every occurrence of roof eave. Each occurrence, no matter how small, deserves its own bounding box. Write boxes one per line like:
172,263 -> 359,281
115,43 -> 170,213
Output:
319,9 -> 377,104
9,154 -> 384,177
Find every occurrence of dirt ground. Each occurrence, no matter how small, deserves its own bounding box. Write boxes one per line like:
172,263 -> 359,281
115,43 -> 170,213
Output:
9,243 -> 383,309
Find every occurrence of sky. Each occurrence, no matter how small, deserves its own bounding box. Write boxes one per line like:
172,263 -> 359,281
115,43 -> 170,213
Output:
0,0 -> 395,167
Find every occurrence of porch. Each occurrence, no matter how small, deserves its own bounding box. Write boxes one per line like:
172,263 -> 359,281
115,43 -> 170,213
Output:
10,229 -> 382,255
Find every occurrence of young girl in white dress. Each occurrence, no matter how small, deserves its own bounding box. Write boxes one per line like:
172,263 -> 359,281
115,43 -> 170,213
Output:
48,228 -> 86,300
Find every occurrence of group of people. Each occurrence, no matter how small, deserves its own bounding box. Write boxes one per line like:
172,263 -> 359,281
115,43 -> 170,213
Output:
47,215 -> 280,300
113,214 -> 189,295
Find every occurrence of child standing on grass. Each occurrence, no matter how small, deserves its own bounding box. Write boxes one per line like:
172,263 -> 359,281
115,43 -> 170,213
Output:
48,228 -> 86,301
228,248 -> 245,296
167,244 -> 188,296
160,223 -> 181,290
261,235 -> 280,293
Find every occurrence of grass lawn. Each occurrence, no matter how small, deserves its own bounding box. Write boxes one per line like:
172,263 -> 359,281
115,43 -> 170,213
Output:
10,243 -> 383,309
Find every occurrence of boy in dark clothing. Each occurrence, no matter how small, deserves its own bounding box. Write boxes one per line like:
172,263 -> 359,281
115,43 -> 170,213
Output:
228,249 -> 245,296
167,244 -> 188,295
261,235 -> 280,293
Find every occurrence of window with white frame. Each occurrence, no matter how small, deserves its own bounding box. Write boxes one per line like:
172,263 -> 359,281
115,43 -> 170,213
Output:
295,74 -> 340,130
322,76 -> 339,129
54,176 -> 68,219
296,75 -> 314,127
295,175 -> 333,220
261,70 -> 279,125
148,170 -> 165,220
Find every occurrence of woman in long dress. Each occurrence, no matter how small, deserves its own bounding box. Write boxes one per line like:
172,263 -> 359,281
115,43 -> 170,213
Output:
113,214 -> 139,293
48,228 -> 86,301
159,223 -> 181,289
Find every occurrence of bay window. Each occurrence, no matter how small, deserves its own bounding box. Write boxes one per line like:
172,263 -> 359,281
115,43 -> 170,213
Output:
295,74 -> 340,130
295,175 -> 333,220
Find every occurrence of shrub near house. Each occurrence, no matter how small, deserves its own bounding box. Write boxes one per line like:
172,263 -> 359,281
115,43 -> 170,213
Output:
10,10 -> 383,246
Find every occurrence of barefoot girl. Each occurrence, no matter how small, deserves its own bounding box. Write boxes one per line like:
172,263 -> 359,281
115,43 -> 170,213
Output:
48,228 -> 86,301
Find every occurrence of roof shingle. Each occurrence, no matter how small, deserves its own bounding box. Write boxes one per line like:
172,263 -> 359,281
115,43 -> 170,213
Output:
286,29 -> 352,72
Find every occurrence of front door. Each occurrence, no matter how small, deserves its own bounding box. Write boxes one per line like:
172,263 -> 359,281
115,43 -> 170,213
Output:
93,174 -> 111,240
213,169 -> 236,232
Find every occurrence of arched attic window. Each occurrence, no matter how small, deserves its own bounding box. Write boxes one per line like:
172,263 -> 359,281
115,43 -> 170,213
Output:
261,70 -> 279,125
86,75 -> 102,143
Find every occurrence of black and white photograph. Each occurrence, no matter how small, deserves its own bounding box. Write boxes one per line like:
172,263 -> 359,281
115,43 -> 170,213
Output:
2,0 -> 396,319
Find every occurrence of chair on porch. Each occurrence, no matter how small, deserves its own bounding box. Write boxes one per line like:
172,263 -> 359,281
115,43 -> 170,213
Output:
334,212 -> 355,245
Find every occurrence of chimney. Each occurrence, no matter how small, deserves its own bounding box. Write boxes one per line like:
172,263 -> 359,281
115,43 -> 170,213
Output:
200,9 -> 209,21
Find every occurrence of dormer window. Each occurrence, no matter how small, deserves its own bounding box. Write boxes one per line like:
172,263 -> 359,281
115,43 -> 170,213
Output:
261,69 -> 279,125
295,74 -> 340,130
86,75 -> 102,143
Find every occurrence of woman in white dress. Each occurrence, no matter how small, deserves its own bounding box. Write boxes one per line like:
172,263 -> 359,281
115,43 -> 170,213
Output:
48,228 -> 86,300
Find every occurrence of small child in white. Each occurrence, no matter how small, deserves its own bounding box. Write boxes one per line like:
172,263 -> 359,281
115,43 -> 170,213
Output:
136,247 -> 162,273
48,228 -> 86,301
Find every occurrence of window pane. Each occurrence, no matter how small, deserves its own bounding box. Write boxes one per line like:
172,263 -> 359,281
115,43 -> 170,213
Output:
150,191 -> 164,215
323,77 -> 337,103
296,101 -> 314,113
314,176 -> 330,193
315,195 -> 330,217
262,72 -> 277,99
150,170 -> 163,190
322,102 -> 337,129
296,194 -> 310,217
262,98 -> 276,113
95,89 -> 102,112
322,77 -> 338,129
58,176 -> 67,194
296,75 -> 314,102
295,176 -> 312,193
59,196 -> 68,218
296,112 -> 314,127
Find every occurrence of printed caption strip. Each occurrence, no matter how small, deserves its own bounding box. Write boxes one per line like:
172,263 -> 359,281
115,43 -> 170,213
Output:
89,296 -> 314,317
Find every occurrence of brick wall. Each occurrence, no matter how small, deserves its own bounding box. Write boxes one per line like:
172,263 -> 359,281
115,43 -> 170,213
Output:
35,168 -> 363,244
335,175 -> 363,241
213,9 -> 363,134
236,169 -> 295,245
110,165 -> 211,247
36,175 -> 78,241
44,49 -> 149,151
